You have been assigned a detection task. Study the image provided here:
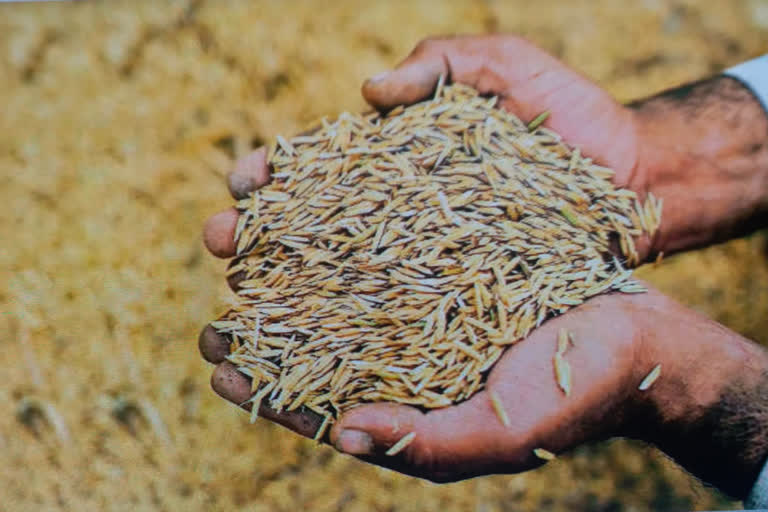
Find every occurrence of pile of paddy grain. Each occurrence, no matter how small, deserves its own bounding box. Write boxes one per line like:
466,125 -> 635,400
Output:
213,82 -> 661,439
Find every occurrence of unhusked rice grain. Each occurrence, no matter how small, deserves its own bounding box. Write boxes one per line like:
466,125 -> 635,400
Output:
215,83 -> 661,429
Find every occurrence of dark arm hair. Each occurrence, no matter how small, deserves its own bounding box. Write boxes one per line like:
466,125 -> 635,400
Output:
629,75 -> 768,257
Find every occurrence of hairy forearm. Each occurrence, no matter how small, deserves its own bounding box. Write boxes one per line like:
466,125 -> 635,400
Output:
628,295 -> 768,498
630,76 -> 768,258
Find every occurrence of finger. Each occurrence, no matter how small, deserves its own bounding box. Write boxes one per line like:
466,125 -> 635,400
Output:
198,324 -> 231,364
330,394 -> 517,481
210,362 -> 324,439
362,36 -> 516,112
227,147 -> 271,200
202,207 -> 238,258
362,52 -> 447,111
361,35 -> 615,139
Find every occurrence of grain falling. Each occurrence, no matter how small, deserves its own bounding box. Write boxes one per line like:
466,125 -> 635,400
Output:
638,364 -> 662,391
533,448 -> 557,461
386,432 -> 417,456
216,83 -> 661,428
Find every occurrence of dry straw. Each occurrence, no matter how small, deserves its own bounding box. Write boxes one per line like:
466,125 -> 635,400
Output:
215,83 -> 661,430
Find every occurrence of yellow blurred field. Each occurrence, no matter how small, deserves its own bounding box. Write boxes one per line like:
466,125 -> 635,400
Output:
1,1 -> 767,510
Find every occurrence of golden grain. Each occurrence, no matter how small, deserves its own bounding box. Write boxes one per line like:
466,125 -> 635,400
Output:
314,413 -> 333,441
489,390 -> 511,427
218,83 -> 660,428
533,448 -> 557,461
527,111 -> 550,132
386,432 -> 417,456
553,353 -> 572,396
638,364 -> 662,391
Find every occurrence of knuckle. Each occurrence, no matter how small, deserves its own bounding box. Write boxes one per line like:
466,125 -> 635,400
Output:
412,36 -> 443,55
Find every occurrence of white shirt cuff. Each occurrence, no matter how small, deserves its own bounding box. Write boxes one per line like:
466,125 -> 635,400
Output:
723,55 -> 768,116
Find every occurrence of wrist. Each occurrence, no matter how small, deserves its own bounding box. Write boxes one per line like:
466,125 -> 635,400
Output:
627,291 -> 768,498
629,76 -> 768,261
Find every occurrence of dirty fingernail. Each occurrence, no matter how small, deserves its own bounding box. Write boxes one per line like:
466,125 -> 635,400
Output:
335,429 -> 373,455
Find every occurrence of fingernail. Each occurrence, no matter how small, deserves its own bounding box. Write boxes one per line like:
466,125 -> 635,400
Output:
367,71 -> 391,84
228,172 -> 257,200
335,429 -> 374,455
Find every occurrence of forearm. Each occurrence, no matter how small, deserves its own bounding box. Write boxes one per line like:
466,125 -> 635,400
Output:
628,294 -> 768,498
631,75 -> 768,258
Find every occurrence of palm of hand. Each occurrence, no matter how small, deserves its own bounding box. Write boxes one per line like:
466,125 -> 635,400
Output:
331,292 -> 650,482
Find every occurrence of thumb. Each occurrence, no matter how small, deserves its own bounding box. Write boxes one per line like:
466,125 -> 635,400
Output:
362,43 -> 448,111
329,394 -> 515,482
330,402 -> 426,456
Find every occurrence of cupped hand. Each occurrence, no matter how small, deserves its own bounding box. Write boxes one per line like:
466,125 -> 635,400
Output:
201,284 -> 666,482
325,290 -> 663,482
203,34 -> 653,262
199,34 -> 660,480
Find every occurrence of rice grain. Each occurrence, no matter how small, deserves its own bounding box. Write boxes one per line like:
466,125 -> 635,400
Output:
217,83 -> 661,428
386,432 -> 417,456
533,448 -> 557,461
638,364 -> 662,391
489,390 -> 511,427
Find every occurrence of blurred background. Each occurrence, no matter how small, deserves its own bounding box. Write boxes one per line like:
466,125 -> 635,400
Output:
1,1 -> 767,510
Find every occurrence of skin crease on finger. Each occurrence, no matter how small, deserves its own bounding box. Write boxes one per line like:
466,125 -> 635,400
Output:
226,262 -> 247,291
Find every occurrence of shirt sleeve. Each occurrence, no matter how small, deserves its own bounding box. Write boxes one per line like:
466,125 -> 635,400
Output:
723,55 -> 768,117
726,56 -> 768,511
745,453 -> 768,510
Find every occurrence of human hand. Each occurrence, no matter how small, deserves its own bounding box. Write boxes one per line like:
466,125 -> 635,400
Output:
353,34 -> 768,258
202,34 -> 653,262
201,275 -> 768,494
198,34 -> 768,494
202,34 -> 768,266
197,31 -> 655,446
200,286 -> 654,481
